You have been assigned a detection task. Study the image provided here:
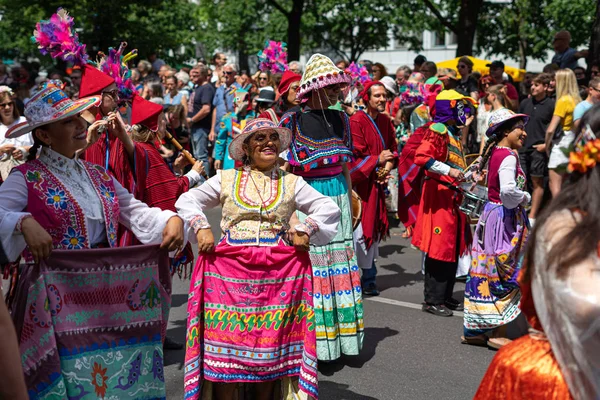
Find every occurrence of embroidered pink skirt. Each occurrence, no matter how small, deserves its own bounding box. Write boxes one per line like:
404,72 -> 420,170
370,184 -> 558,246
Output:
184,243 -> 318,399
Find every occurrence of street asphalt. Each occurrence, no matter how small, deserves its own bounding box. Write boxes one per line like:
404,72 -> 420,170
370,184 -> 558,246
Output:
163,209 -> 527,399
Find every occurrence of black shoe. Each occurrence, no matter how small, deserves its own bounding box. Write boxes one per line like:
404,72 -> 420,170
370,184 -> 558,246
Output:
445,298 -> 464,311
422,303 -> 453,317
163,336 -> 184,350
362,284 -> 380,296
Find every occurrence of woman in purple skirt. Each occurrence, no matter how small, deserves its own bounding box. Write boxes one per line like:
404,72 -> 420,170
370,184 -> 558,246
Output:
462,109 -> 531,349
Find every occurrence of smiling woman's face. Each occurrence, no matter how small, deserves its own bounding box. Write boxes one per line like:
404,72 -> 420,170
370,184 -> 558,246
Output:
244,130 -> 281,171
35,114 -> 88,158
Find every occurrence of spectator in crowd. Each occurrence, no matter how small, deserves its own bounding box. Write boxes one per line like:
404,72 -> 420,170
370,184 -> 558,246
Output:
175,70 -> 191,97
69,67 -> 82,91
476,75 -> 497,150
165,104 -> 190,153
395,66 -> 412,91
137,60 -> 154,83
551,30 -> 588,70
164,75 -> 189,117
518,73 -> 555,224
591,63 -> 600,79
158,65 -> 170,84
488,60 -> 519,110
255,70 -> 276,90
148,52 -> 166,73
211,52 -> 228,85
437,68 -> 459,90
258,70 -> 301,123
144,81 -> 164,105
573,77 -> 600,131
479,84 -> 511,153
131,69 -> 143,94
334,60 -> 348,69
0,86 -> 32,180
289,60 -> 304,75
236,70 -> 253,91
186,64 -> 215,170
420,61 -> 437,80
456,56 -> 479,101
545,68 -> 582,196
574,66 -> 587,86
210,63 -> 241,143
255,87 -> 276,117
372,63 -> 388,81
519,72 -> 535,102
0,64 -> 12,86
413,55 -> 427,72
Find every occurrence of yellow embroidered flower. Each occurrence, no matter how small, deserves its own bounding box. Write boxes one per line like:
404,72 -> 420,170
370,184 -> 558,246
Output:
498,253 -> 509,263
477,281 -> 491,298
478,254 -> 486,260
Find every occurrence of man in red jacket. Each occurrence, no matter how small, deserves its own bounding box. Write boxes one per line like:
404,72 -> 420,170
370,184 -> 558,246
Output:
349,81 -> 397,296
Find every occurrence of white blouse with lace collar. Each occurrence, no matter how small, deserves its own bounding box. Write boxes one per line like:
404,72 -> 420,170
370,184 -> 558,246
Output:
0,147 -> 185,262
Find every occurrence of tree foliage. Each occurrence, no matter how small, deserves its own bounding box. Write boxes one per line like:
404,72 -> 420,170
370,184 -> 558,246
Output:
476,0 -> 596,69
0,0 -> 199,65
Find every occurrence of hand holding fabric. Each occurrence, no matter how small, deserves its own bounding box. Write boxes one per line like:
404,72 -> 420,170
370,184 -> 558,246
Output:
160,216 -> 185,252
196,228 -> 215,253
21,217 -> 53,263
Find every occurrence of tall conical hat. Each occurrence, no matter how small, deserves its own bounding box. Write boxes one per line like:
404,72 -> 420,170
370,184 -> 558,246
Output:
297,53 -> 351,99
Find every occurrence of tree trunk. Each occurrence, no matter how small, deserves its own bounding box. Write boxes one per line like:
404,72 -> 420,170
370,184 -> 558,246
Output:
455,0 -> 484,57
238,48 -> 249,73
588,0 -> 600,69
286,0 -> 305,61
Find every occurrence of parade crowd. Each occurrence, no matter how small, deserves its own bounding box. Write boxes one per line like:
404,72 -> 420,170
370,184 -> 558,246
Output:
0,9 -> 598,400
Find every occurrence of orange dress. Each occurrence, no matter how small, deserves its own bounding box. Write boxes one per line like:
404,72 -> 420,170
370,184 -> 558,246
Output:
474,279 -> 572,400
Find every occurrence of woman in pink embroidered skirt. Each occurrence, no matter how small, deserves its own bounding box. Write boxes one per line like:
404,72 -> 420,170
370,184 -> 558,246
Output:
176,118 -> 341,399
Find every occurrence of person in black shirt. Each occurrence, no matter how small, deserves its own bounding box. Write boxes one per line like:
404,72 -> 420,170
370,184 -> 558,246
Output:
456,56 -> 479,101
186,64 -> 215,172
517,73 -> 555,224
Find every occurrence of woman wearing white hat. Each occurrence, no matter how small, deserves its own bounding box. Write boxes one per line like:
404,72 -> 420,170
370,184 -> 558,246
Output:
177,118 -> 340,399
279,53 -> 365,361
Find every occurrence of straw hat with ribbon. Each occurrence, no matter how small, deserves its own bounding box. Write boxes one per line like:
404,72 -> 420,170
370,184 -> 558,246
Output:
297,54 -> 352,99
228,118 -> 291,162
6,81 -> 100,138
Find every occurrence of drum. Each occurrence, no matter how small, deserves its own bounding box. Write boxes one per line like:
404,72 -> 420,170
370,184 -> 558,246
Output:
459,183 -> 488,221
351,190 -> 362,230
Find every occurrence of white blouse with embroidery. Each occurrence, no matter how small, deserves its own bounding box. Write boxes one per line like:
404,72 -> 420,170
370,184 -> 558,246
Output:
0,147 -> 182,262
176,168 -> 340,246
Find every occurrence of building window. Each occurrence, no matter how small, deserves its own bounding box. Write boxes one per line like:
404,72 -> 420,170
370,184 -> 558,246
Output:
448,32 -> 458,46
433,31 -> 445,47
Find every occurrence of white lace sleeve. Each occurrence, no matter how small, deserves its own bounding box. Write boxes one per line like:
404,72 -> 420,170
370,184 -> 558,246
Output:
0,171 -> 30,261
498,155 -> 530,209
293,177 -> 340,245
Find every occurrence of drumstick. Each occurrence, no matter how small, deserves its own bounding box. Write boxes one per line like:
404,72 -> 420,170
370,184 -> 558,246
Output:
164,130 -> 208,179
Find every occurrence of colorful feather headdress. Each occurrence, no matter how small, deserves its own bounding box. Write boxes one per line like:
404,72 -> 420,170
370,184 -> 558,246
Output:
346,62 -> 370,86
32,8 -> 88,66
97,43 -> 138,101
257,40 -> 288,74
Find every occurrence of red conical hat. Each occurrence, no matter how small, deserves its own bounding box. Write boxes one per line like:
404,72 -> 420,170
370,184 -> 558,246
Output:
131,94 -> 163,132
79,64 -> 115,98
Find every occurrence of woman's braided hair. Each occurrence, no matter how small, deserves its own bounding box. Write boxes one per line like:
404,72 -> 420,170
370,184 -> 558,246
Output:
27,132 -> 44,161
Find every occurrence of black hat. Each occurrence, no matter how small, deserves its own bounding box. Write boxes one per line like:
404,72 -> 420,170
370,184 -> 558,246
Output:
486,60 -> 505,70
414,55 -> 427,65
256,87 -> 276,103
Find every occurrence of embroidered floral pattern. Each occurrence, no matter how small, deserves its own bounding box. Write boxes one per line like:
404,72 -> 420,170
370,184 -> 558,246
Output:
61,227 -> 86,249
46,187 -> 68,210
91,362 -> 108,397
98,184 -> 116,203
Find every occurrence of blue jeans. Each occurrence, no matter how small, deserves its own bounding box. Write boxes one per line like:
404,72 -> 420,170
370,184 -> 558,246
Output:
191,126 -> 210,169
361,260 -> 377,288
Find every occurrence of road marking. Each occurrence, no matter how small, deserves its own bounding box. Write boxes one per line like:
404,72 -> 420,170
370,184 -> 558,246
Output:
366,296 -> 464,317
